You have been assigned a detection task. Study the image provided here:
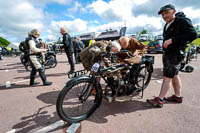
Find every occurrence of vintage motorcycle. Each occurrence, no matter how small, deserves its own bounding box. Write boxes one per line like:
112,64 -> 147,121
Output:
56,48 -> 154,123
20,51 -> 57,71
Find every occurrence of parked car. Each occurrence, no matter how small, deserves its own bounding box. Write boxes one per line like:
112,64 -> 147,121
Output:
147,40 -> 163,53
154,35 -> 163,40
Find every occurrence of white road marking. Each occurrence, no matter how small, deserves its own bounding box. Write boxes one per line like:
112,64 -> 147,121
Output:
67,123 -> 80,133
34,120 -> 65,133
0,79 -> 30,87
156,80 -> 162,84
6,129 -> 16,133
6,81 -> 11,88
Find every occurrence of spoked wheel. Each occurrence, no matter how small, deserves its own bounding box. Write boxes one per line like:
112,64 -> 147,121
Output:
20,55 -> 25,64
49,56 -> 57,68
56,78 -> 102,123
45,55 -> 57,69
135,65 -> 152,91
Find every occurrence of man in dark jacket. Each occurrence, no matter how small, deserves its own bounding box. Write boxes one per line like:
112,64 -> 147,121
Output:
147,4 -> 197,108
73,37 -> 85,64
60,28 -> 75,73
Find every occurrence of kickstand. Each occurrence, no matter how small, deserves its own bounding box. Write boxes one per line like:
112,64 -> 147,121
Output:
137,87 -> 144,99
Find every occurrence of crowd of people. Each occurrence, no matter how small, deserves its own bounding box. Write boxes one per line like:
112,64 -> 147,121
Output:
0,46 -> 21,58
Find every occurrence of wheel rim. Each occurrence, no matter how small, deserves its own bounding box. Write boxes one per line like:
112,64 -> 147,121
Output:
135,66 -> 151,90
48,56 -> 57,68
25,62 -> 31,71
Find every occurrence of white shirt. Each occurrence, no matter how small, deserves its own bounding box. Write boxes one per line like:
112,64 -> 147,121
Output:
165,18 -> 175,30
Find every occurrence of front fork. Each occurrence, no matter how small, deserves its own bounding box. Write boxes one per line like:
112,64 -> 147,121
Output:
79,74 -> 101,102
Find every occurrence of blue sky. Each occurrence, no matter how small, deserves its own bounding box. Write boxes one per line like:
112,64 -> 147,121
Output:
0,0 -> 200,42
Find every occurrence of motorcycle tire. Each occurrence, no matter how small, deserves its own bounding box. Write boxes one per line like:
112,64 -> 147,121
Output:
47,55 -> 57,68
56,77 -> 102,123
135,65 -> 152,91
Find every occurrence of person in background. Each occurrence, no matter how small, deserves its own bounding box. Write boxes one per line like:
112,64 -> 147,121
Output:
52,44 -> 57,54
0,46 -> 3,60
60,27 -> 75,73
38,39 -> 46,49
73,37 -> 85,64
89,36 -> 96,47
26,29 -> 52,86
147,4 -> 197,108
59,44 -> 63,54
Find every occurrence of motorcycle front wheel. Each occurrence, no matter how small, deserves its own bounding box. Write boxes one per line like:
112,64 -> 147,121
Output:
56,78 -> 102,123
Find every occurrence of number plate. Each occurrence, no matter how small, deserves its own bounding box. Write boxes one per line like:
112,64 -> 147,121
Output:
68,70 -> 88,79
150,47 -> 155,48
91,63 -> 100,72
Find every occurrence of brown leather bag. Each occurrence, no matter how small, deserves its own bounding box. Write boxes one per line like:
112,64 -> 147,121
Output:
79,41 -> 108,70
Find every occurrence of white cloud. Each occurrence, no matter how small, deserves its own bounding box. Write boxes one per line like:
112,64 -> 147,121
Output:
50,19 -> 88,33
0,0 -> 45,41
68,1 -> 82,13
89,0 -> 134,21
49,0 -> 71,5
86,15 -> 162,36
182,7 -> 200,19
46,18 -> 88,41
133,0 -> 149,5
0,0 -> 200,42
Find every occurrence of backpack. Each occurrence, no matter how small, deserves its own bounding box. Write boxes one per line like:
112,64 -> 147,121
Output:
19,41 -> 27,53
175,12 -> 197,49
175,12 -> 186,18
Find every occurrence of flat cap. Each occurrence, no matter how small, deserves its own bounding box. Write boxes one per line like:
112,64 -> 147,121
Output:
158,4 -> 175,14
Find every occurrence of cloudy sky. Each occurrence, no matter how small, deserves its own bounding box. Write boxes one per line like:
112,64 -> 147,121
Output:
0,0 -> 200,42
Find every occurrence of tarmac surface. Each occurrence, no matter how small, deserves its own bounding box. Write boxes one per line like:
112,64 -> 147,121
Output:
0,53 -> 200,133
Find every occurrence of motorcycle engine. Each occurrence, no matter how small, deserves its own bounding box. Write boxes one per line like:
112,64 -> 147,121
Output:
116,78 -> 127,97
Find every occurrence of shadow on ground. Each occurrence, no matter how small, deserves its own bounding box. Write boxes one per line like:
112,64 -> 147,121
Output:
14,72 -> 67,80
13,90 -> 154,132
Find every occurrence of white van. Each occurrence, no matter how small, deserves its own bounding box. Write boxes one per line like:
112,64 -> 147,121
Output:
139,34 -> 148,41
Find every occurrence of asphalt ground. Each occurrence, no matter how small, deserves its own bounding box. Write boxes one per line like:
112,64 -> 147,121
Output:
0,53 -> 200,133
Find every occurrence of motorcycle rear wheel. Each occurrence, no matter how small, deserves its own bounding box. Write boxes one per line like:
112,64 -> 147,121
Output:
135,65 -> 152,91
25,61 -> 31,71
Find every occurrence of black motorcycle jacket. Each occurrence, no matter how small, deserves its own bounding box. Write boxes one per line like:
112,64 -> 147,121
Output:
163,12 -> 197,55
62,33 -> 74,52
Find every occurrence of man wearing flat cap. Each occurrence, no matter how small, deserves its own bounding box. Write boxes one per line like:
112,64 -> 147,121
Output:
147,4 -> 197,107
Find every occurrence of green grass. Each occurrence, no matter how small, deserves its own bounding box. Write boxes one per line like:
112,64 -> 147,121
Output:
185,38 -> 200,52
141,41 -> 150,45
193,38 -> 200,46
